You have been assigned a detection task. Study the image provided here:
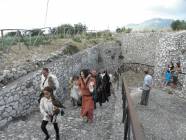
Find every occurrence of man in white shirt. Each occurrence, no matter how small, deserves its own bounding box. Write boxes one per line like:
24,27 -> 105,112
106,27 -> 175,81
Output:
140,68 -> 153,106
39,68 -> 59,103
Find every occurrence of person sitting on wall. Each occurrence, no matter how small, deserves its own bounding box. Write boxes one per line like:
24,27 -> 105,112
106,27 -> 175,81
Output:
171,70 -> 178,89
169,61 -> 175,72
176,62 -> 182,74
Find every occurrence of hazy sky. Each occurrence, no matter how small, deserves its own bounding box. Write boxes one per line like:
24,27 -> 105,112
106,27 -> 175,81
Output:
0,0 -> 185,30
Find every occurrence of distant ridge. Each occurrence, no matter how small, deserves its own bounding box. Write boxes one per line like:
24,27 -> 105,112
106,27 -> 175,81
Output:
126,18 -> 174,31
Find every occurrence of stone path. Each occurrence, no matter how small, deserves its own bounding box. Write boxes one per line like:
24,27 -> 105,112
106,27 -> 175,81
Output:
130,87 -> 186,140
1,73 -> 186,140
0,84 -> 124,140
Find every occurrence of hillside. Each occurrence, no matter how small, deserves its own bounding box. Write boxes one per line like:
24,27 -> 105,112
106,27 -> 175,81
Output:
126,18 -> 174,31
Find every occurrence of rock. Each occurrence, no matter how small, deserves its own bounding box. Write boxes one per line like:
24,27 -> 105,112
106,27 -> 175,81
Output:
7,96 -> 14,103
0,119 -> 7,128
3,70 -> 10,76
12,68 -> 16,72
0,106 -> 5,112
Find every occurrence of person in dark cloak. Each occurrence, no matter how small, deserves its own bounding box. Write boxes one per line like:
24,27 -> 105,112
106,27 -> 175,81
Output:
96,72 -> 107,106
102,70 -> 111,101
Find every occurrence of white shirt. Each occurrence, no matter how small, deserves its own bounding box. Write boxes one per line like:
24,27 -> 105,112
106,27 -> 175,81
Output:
70,81 -> 80,100
88,81 -> 94,93
109,74 -> 113,83
40,73 -> 59,95
101,73 -> 105,79
40,97 -> 55,121
143,74 -> 153,91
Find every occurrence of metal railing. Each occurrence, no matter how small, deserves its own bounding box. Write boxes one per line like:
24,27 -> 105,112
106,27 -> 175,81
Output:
121,78 -> 145,140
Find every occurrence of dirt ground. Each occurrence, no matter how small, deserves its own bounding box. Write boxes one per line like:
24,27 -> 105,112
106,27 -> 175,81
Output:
122,71 -> 144,87
0,38 -> 88,70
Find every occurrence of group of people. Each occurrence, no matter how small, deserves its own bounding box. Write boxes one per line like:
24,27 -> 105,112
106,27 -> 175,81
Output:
139,61 -> 182,106
39,68 -> 61,140
68,69 -> 115,122
38,66 -> 156,139
39,68 -> 115,140
162,61 -> 182,88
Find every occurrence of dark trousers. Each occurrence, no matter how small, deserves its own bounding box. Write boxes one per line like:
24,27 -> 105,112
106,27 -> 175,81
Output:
38,92 -> 44,103
41,120 -> 59,138
140,90 -> 150,105
71,98 -> 76,106
94,99 -> 97,109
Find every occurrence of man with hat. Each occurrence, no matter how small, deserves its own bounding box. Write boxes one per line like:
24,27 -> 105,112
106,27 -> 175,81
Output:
140,68 -> 153,106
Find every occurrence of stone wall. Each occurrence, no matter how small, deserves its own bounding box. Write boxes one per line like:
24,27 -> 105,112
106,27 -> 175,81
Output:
0,42 -> 122,128
1,31 -> 186,128
120,63 -> 154,75
0,45 -> 69,88
119,32 -> 186,98
153,31 -> 186,98
120,32 -> 165,66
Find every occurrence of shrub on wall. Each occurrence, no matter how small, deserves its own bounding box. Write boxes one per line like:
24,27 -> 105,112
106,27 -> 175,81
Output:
72,36 -> 82,42
63,44 -> 80,55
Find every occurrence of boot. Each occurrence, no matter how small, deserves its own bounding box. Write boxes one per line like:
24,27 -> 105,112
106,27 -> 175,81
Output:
44,135 -> 50,140
56,134 -> 60,140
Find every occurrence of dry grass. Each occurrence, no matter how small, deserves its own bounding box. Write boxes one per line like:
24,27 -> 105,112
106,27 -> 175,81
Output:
0,37 -> 114,70
0,38 -> 73,69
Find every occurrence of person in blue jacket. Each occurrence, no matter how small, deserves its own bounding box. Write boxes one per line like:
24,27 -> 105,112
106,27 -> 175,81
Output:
163,69 -> 171,87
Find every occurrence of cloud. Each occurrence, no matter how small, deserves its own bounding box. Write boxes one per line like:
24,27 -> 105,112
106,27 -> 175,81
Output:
0,0 -> 186,30
148,0 -> 186,19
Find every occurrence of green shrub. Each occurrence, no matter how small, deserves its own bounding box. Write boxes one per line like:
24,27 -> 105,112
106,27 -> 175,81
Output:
72,36 -> 81,42
63,44 -> 79,55
115,40 -> 122,46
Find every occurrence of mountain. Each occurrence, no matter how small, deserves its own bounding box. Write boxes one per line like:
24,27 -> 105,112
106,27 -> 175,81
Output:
126,18 -> 174,31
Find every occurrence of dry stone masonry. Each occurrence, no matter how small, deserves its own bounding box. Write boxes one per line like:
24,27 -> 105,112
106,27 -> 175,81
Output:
120,32 -> 166,65
120,31 -> 186,98
154,31 -> 186,98
0,42 -> 122,128
1,31 -> 186,129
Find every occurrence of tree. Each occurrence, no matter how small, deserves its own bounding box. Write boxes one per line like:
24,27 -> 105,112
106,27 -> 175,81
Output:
116,28 -> 122,33
125,28 -> 132,33
74,23 -> 87,34
29,29 -> 44,36
116,26 -> 132,33
171,20 -> 181,30
171,20 -> 186,31
57,24 -> 74,37
5,31 -> 17,37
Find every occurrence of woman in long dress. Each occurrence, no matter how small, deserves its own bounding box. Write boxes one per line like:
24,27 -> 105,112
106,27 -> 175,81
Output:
78,69 -> 94,123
